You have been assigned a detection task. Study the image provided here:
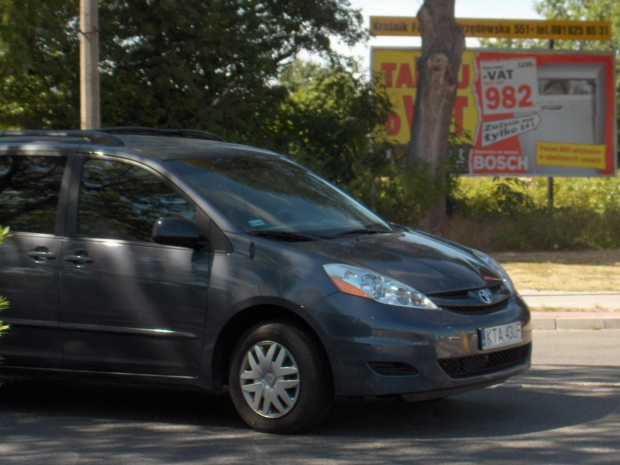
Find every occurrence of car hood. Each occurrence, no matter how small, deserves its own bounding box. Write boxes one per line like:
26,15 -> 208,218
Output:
291,231 -> 502,295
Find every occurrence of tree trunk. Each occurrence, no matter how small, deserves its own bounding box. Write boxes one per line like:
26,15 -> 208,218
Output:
407,0 -> 464,231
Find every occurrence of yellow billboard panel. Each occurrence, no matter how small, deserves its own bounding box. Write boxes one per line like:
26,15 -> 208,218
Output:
374,48 -> 479,145
536,142 -> 606,169
370,17 -> 613,41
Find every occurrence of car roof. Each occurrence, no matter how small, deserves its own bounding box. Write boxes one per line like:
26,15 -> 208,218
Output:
115,134 -> 272,161
0,128 -> 278,162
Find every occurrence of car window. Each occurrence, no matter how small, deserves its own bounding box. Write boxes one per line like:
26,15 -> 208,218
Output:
78,159 -> 196,242
0,155 -> 66,234
167,156 -> 390,236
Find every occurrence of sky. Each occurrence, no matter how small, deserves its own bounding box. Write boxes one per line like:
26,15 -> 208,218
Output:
342,0 -> 542,69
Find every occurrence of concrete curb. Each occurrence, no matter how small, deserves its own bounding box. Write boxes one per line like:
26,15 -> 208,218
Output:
518,290 -> 620,330
519,291 -> 620,330
531,314 -> 620,331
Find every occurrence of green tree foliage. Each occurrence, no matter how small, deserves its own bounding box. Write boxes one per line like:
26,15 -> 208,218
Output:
270,60 -> 456,227
0,225 -> 11,337
0,1 -> 79,128
270,60 -> 391,186
0,0 -> 365,141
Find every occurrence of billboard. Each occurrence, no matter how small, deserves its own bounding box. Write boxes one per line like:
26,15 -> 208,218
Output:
372,48 -> 617,176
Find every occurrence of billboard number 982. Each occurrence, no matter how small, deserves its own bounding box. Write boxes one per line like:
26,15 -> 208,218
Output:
485,84 -> 534,112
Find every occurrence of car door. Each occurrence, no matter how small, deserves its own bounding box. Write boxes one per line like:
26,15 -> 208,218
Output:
0,152 -> 68,368
60,156 -> 211,376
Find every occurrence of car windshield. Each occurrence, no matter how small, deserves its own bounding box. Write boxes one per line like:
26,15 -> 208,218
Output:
167,154 -> 391,238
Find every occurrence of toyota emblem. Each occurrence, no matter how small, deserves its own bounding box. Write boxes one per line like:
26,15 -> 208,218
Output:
478,288 -> 493,304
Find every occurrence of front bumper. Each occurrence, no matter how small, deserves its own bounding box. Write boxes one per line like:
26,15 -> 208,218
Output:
302,292 -> 532,398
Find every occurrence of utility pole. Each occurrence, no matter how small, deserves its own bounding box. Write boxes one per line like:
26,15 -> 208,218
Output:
80,0 -> 100,129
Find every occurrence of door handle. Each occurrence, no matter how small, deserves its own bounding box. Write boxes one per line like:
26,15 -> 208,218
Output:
28,247 -> 57,262
64,252 -> 94,265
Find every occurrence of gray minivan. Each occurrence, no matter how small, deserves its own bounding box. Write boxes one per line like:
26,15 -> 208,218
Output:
0,128 -> 531,433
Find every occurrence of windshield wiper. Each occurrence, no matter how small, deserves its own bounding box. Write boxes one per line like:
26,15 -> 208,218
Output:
332,228 -> 390,237
248,230 -> 323,242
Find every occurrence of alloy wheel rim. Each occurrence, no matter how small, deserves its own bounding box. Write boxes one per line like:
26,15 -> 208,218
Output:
239,340 -> 300,418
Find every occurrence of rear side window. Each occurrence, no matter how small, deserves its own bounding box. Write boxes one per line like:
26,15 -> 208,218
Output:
0,155 -> 66,234
78,159 -> 196,242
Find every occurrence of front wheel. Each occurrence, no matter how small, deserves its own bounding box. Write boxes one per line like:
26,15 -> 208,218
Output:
228,320 -> 333,434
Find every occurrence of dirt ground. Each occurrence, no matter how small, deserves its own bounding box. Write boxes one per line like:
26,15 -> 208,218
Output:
493,249 -> 620,266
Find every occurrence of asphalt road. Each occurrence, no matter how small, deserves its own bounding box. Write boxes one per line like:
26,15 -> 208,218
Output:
1,330 -> 619,465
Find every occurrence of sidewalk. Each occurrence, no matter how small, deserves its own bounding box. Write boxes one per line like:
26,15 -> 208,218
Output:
520,290 -> 620,330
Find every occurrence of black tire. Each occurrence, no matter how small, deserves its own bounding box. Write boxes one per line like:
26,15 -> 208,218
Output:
228,320 -> 333,434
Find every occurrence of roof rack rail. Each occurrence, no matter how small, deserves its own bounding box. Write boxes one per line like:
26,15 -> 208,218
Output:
100,127 -> 226,142
0,130 -> 124,146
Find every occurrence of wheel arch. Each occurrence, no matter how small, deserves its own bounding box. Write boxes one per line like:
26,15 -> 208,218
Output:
209,305 -> 334,393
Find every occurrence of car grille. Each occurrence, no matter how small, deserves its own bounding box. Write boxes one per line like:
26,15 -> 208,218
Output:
440,299 -> 509,315
428,284 -> 511,315
438,344 -> 530,378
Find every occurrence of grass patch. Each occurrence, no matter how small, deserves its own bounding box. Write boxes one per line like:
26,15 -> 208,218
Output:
492,250 -> 620,292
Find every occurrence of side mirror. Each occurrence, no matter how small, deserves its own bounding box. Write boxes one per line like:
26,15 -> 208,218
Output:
152,217 -> 203,248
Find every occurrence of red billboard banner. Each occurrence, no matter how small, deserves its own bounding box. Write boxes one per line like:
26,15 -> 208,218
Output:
373,48 -> 617,176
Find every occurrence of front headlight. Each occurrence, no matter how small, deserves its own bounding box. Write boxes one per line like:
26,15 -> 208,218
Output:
323,263 -> 438,310
472,250 -> 516,294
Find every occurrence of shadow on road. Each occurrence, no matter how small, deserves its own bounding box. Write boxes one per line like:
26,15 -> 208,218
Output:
0,365 -> 618,464
324,365 -> 617,438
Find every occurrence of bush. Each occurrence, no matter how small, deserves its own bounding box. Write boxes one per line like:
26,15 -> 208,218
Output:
443,176 -> 620,251
346,161 -> 454,228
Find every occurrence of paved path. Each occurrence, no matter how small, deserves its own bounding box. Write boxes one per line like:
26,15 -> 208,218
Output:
520,290 -> 620,330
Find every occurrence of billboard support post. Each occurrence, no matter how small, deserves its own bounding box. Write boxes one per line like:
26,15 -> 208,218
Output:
547,177 -> 554,212
547,40 -> 554,212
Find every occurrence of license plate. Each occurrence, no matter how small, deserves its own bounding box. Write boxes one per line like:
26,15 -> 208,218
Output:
480,322 -> 522,350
